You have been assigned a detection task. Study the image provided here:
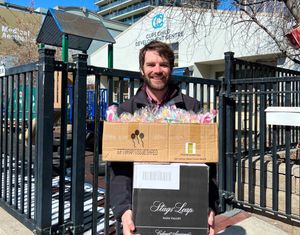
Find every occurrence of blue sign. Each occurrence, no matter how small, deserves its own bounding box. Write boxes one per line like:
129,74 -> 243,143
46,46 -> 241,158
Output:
152,13 -> 164,29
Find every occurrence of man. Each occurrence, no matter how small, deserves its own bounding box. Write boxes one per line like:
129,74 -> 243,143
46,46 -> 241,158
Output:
110,40 -> 219,235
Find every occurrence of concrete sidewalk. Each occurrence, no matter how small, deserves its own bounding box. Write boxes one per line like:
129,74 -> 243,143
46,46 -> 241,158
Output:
215,209 -> 300,235
0,207 -> 33,235
0,206 -> 299,235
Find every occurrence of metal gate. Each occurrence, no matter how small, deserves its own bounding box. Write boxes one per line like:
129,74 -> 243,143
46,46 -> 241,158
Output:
219,52 -> 300,223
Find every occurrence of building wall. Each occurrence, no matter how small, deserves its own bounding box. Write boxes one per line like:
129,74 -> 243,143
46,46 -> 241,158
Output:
91,6 -> 287,78
0,6 -> 43,66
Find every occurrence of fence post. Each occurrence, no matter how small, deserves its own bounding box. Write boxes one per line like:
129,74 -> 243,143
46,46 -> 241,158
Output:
36,48 -> 55,234
220,52 -> 236,211
71,53 -> 88,235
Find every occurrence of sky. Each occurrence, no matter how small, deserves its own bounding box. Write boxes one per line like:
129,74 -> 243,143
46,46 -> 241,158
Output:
6,0 -> 98,11
7,0 -> 233,11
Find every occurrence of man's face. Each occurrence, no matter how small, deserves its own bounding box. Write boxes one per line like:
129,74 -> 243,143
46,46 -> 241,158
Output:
142,50 -> 171,91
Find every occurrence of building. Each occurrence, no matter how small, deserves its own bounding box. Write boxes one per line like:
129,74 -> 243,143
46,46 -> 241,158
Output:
95,0 -> 219,24
238,0 -> 285,13
0,1 -> 128,67
91,6 -> 295,78
0,1 -> 44,67
90,6 -> 299,104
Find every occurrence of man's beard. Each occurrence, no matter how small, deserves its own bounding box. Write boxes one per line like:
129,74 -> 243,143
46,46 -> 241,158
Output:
143,75 -> 170,91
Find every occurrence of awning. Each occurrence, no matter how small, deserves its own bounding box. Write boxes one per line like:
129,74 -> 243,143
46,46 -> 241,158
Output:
36,8 -> 115,51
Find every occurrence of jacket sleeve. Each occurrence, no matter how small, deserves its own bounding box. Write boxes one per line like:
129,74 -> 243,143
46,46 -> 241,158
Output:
207,163 -> 219,213
110,162 -> 134,220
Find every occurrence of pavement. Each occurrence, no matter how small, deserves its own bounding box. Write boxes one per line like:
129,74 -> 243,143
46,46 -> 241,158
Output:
0,206 -> 299,235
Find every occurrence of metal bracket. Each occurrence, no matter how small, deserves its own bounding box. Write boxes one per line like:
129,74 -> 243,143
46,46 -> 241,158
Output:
221,190 -> 235,201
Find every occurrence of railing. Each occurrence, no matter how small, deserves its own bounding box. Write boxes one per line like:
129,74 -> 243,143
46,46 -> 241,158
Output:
0,48 -> 221,234
103,1 -> 151,19
0,62 -> 38,231
1,49 -> 300,234
220,52 -> 300,223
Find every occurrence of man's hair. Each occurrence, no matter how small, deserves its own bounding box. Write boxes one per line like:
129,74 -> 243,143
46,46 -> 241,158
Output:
139,40 -> 175,72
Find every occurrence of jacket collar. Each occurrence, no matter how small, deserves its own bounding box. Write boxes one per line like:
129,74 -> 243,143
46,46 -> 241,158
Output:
134,83 -> 184,107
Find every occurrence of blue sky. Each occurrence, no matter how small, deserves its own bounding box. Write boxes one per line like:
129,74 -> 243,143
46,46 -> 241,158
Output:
6,0 -> 98,11
7,0 -> 233,11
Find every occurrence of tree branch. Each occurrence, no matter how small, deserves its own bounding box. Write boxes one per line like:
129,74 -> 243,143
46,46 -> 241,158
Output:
240,8 -> 300,64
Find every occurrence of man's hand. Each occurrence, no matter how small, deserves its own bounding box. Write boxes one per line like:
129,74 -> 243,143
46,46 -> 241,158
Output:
121,209 -> 140,235
208,208 -> 215,235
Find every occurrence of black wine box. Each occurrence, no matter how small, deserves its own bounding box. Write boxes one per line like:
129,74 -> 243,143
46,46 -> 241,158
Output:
133,163 -> 209,235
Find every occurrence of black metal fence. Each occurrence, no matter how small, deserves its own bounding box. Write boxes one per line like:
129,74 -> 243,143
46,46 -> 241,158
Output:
0,48 -> 221,234
220,52 -> 300,222
1,48 -> 300,235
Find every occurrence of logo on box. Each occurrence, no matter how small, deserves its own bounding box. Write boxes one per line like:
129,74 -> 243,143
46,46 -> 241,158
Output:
131,129 -> 145,148
185,142 -> 196,154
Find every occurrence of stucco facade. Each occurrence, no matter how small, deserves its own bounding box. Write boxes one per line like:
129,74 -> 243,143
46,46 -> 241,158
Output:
90,6 -> 295,79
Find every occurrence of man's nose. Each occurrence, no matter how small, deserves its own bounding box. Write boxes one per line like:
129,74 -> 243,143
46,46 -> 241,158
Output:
153,64 -> 162,73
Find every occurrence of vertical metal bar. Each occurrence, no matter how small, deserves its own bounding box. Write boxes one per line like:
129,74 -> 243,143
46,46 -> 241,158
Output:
106,44 -> 113,235
208,84 -> 211,110
259,83 -> 266,207
14,74 -> 20,209
108,77 -> 114,106
243,93 -> 248,151
129,78 -> 134,99
254,90 -> 258,149
200,84 -> 204,108
71,53 -> 88,235
115,221 -> 121,235
20,73 -> 27,213
248,84 -> 254,204
4,75 -> 8,201
237,85 -> 243,200
92,75 -> 100,235
108,44 -> 113,69
186,82 -> 190,97
9,75 -> 14,205
193,83 -> 197,101
119,78 -> 124,104
272,82 -> 278,211
36,48 -> 55,235
285,81 -> 291,215
27,71 -> 33,218
223,51 -> 235,211
104,162 -> 111,235
267,85 -> 272,148
58,65 -> 68,230
62,34 -> 69,63
0,77 -> 3,198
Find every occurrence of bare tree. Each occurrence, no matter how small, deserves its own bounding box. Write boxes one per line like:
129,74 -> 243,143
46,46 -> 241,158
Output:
157,0 -> 300,64
233,0 -> 300,63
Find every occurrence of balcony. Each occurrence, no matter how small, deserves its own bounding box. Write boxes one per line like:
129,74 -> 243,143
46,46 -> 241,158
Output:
103,1 -> 152,20
94,0 -> 111,7
98,0 -> 140,15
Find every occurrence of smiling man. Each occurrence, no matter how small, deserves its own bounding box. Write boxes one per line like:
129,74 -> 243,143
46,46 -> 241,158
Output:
110,40 -> 219,235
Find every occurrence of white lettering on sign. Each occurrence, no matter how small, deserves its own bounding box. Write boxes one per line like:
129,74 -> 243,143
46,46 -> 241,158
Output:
0,65 -> 5,76
135,30 -> 184,47
155,231 -> 192,235
150,201 -> 194,216
1,25 -> 31,42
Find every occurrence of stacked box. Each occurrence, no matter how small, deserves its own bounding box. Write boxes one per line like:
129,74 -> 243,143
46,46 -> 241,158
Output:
102,122 -> 218,163
133,163 -> 209,235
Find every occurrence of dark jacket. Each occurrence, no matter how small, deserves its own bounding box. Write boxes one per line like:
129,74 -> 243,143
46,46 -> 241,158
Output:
110,84 -> 219,220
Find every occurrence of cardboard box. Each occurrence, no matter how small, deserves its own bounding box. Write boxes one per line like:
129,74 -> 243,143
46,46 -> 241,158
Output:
133,163 -> 209,235
102,122 -> 218,162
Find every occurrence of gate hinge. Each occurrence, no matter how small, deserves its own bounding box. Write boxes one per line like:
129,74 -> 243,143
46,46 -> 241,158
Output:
221,190 -> 235,201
